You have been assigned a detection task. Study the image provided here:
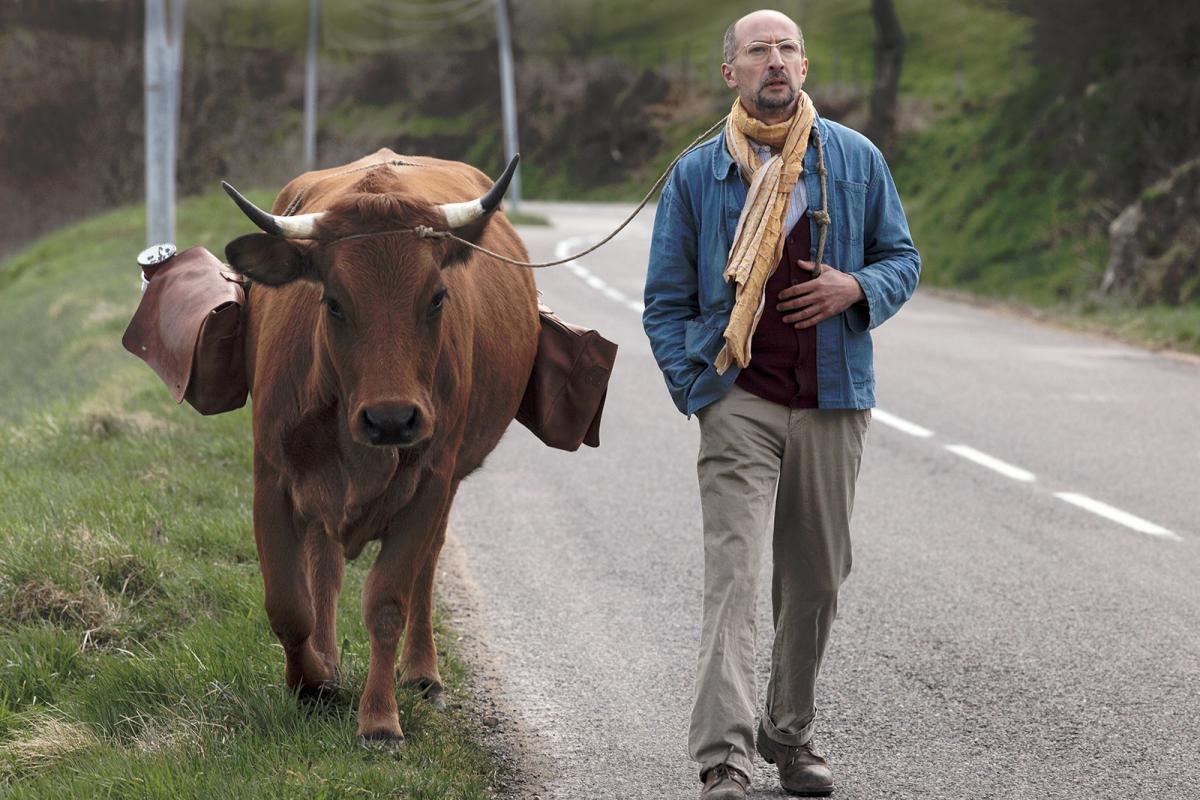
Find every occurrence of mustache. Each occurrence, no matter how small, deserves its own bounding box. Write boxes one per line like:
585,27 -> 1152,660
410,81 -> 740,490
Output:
759,70 -> 792,88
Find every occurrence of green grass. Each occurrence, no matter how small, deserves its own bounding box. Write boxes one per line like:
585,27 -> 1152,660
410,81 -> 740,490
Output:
1050,299 -> 1200,354
885,21 -> 1200,353
0,193 -> 501,797
505,210 -> 550,227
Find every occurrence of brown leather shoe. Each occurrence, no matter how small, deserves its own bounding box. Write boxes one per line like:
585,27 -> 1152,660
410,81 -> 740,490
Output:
700,763 -> 750,799
756,719 -> 834,796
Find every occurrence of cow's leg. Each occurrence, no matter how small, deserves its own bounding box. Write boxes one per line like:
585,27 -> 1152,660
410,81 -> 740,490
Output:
398,488 -> 454,710
304,523 -> 345,676
357,478 -> 451,743
253,457 -> 337,695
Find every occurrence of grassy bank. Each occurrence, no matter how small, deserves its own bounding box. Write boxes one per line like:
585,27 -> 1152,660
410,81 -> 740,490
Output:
891,71 -> 1200,353
0,194 -> 501,798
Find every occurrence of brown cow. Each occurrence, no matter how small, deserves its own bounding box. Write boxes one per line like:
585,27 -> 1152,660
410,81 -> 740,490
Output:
221,150 -> 537,743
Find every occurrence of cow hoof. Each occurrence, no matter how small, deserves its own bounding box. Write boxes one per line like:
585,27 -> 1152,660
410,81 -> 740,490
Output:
359,730 -> 406,749
403,678 -> 446,711
297,680 -> 348,707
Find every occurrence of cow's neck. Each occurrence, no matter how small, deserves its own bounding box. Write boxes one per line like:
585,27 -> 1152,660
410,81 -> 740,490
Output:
271,364 -> 426,553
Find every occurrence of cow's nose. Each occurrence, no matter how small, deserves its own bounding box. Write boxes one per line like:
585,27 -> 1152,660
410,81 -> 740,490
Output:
360,404 -> 423,446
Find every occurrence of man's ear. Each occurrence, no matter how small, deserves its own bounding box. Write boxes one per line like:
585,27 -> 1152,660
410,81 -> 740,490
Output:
721,62 -> 737,89
224,234 -> 315,286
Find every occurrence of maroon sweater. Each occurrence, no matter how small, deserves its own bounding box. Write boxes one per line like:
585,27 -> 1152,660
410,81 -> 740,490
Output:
734,214 -> 818,408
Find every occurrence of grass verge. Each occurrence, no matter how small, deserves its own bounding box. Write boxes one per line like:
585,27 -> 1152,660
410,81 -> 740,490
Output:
505,210 -> 551,227
0,192 -> 502,798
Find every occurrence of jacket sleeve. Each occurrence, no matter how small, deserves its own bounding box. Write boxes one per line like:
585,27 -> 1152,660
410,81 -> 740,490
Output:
846,146 -> 921,333
643,172 -> 703,413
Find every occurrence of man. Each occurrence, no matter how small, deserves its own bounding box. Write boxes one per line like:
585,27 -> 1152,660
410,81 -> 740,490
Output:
643,9 -> 920,798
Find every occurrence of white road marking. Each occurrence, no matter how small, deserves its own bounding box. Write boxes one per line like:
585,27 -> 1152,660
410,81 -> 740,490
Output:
1054,493 -> 1180,541
553,237 -> 641,312
871,408 -> 934,438
944,444 -> 1036,483
553,233 -> 1182,542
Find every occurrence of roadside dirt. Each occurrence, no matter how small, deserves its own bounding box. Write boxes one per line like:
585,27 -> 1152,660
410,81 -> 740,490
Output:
437,530 -> 554,800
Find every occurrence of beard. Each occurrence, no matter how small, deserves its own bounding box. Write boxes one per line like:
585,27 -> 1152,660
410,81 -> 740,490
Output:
756,71 -> 795,110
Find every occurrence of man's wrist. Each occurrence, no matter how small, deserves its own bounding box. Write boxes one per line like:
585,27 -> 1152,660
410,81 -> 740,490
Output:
847,272 -> 867,303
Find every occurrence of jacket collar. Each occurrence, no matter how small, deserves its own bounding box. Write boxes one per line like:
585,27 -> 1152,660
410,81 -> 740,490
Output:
712,108 -> 825,182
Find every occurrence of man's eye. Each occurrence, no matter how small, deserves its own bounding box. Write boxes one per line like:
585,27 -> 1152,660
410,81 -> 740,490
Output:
323,296 -> 345,320
779,42 -> 800,56
747,44 -> 769,57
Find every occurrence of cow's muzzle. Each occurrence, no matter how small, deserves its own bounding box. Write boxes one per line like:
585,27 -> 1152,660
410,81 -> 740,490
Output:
357,402 -> 431,447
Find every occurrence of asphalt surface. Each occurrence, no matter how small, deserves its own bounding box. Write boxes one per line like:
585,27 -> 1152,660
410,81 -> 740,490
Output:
439,201 -> 1200,799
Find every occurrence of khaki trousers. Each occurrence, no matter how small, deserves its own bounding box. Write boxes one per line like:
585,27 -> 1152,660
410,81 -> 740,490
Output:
689,384 -> 870,780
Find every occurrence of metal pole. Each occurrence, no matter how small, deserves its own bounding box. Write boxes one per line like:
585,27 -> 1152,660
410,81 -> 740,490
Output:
144,0 -> 184,247
167,0 -> 185,237
494,0 -> 521,211
145,0 -> 171,246
304,0 -> 320,171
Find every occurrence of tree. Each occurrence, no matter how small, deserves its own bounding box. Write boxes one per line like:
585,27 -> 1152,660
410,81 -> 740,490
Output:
864,0 -> 904,156
1005,0 -> 1200,205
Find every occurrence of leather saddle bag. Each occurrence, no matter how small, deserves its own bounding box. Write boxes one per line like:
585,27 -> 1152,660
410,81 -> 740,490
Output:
516,306 -> 618,451
122,246 -> 248,415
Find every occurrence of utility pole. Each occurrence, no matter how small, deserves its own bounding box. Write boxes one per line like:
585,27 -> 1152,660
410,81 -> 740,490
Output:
493,0 -> 521,211
304,0 -> 320,171
144,0 -> 186,246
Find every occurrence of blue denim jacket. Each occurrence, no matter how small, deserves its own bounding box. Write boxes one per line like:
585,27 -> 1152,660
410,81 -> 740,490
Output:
642,114 -> 921,416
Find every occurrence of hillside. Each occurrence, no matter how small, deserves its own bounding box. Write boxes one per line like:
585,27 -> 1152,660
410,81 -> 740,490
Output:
2,0 -> 1195,349
0,0 -> 1025,246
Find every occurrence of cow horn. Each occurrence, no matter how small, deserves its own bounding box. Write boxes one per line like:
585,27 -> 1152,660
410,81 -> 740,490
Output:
222,181 -> 325,239
437,154 -> 519,229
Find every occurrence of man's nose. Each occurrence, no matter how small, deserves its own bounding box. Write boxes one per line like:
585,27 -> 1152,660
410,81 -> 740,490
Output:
766,45 -> 786,68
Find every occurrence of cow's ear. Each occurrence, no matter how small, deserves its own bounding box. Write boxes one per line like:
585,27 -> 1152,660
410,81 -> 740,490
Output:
439,213 -> 495,269
224,234 -> 315,285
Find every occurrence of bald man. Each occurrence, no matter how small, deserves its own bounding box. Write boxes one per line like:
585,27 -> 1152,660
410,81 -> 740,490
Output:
643,9 -> 920,798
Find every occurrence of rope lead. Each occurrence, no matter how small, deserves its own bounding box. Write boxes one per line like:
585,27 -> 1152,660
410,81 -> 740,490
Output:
811,129 -> 829,277
317,115 -> 833,277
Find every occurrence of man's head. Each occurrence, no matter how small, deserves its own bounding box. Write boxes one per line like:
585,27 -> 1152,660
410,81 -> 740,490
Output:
721,9 -> 808,123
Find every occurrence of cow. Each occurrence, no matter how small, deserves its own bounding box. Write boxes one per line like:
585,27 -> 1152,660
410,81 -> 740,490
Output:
220,149 -> 538,744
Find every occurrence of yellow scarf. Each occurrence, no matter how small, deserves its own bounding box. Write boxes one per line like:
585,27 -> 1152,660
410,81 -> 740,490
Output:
715,92 -> 816,374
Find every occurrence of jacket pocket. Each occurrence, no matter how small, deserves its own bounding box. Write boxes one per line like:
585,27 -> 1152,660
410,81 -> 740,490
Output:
834,179 -> 867,245
685,317 -> 724,366
843,324 -> 875,397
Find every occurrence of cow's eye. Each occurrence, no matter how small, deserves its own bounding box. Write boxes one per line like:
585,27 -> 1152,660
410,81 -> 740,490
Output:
323,295 -> 345,320
429,287 -> 448,315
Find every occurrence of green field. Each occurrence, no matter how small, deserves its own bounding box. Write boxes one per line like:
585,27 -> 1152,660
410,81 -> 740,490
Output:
0,195 -> 500,798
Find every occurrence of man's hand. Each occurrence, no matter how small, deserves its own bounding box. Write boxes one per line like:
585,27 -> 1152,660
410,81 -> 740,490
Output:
777,260 -> 865,329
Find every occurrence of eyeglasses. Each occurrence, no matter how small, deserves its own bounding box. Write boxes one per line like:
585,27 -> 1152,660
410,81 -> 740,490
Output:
735,39 -> 804,64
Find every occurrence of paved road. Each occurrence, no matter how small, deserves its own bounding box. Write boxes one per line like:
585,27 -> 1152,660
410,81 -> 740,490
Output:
440,201 -> 1200,799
